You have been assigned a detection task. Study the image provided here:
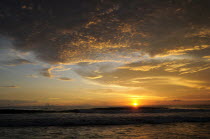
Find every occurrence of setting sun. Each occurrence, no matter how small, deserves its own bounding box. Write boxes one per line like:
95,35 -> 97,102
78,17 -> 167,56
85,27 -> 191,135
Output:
132,102 -> 139,107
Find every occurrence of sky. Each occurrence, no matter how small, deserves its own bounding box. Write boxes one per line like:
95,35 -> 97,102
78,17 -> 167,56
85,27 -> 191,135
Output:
0,0 -> 210,107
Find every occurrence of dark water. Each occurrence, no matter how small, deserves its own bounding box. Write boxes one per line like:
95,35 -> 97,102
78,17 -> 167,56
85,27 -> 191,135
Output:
0,123 -> 209,139
0,106 -> 209,138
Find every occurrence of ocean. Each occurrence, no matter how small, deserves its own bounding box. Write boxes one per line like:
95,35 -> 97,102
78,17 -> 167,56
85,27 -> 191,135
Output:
0,105 -> 210,139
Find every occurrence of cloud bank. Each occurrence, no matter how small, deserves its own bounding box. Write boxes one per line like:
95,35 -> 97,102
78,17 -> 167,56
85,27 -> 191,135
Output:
0,0 -> 210,64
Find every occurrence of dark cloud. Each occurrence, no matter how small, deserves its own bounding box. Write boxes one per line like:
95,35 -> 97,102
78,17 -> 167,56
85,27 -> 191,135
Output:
0,0 -> 210,64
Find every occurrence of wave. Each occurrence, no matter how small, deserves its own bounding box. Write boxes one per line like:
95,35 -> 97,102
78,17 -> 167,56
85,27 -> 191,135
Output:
0,112 -> 210,127
1,107 -> 210,114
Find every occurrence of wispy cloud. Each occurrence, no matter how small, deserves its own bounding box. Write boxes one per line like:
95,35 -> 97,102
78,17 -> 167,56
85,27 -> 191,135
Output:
26,75 -> 38,78
158,45 -> 209,57
48,98 -> 61,100
40,65 -> 71,78
40,68 -> 54,78
0,85 -> 19,88
117,60 -> 210,74
86,75 -> 103,79
58,77 -> 73,81
5,58 -> 34,66
203,55 -> 210,60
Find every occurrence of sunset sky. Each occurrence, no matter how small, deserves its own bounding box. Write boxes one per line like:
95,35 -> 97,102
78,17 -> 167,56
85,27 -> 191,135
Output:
0,0 -> 210,107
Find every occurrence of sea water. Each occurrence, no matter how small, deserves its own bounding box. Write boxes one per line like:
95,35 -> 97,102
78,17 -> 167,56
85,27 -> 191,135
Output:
0,106 -> 209,139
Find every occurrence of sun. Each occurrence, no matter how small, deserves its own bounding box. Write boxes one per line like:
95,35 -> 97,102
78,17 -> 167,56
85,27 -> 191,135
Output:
132,102 -> 139,107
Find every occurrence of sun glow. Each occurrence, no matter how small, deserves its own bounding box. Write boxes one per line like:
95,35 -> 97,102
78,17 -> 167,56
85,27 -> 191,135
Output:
132,102 -> 139,107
